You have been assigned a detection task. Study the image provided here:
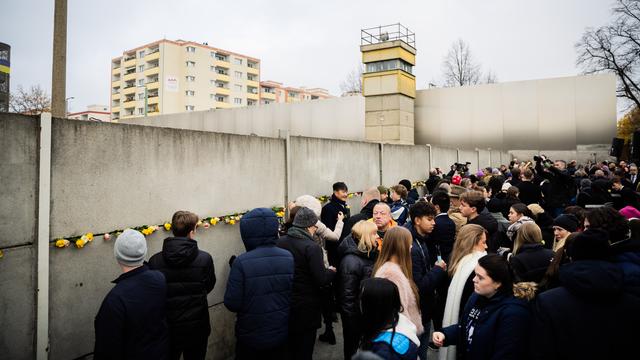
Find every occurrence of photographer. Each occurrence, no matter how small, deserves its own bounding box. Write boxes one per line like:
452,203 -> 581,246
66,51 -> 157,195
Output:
534,155 -> 575,218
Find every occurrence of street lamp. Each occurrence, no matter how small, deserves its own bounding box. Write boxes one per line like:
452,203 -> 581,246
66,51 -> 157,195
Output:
65,96 -> 74,117
137,85 -> 148,116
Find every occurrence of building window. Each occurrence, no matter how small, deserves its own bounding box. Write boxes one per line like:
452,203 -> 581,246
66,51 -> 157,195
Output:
234,71 -> 243,79
186,90 -> 195,96
210,51 -> 216,58
262,87 -> 274,94
234,98 -> 242,105
215,54 -> 228,61
247,74 -> 257,81
233,58 -> 243,65
247,99 -> 256,106
234,84 -> 243,92
137,108 -> 144,115
186,61 -> 196,67
365,59 -> 413,74
185,105 -> 195,111
138,50 -> 145,58
289,92 -> 297,98
186,46 -> 196,53
138,65 -> 145,72
186,75 -> 195,82
138,93 -> 145,100
262,99 -> 272,105
138,79 -> 145,86
216,96 -> 225,102
217,68 -> 227,75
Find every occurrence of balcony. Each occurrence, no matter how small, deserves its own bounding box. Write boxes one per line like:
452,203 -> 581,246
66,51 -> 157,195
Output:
123,72 -> 137,81
123,86 -> 136,95
260,91 -> 276,101
112,67 -> 121,75
216,101 -> 232,109
123,58 -> 136,68
247,92 -> 259,101
247,66 -> 259,75
144,66 -> 159,77
216,73 -> 230,83
147,96 -> 159,105
112,92 -> 121,100
146,81 -> 160,90
111,106 -> 120,113
123,97 -> 136,104
246,80 -> 259,88
214,60 -> 230,68
145,50 -> 160,61
215,87 -> 230,96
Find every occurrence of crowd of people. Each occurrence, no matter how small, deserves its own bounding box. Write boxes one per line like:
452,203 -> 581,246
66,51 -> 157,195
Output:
92,156 -> 640,360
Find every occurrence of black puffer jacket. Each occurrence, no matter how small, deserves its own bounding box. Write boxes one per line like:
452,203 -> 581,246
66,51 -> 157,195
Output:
337,235 -> 376,317
341,199 -> 380,240
148,237 -> 216,337
510,243 -> 554,283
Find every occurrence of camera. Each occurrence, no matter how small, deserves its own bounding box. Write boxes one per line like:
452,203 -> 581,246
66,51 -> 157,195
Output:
454,162 -> 471,174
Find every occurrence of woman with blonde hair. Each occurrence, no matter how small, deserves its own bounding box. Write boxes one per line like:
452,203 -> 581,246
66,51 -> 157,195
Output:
439,224 -> 488,360
510,222 -> 554,284
373,226 -> 423,336
338,220 -> 379,360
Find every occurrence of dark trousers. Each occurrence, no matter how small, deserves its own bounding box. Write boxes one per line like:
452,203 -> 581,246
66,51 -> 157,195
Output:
236,342 -> 286,360
288,328 -> 317,360
321,287 -> 335,331
169,333 -> 208,360
341,314 -> 361,360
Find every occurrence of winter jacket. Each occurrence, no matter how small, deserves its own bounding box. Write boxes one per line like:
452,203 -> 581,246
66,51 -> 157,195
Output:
407,188 -> 420,205
322,195 -> 351,266
535,162 -> 575,209
224,208 -> 294,349
405,222 -> 447,326
342,199 -> 380,240
94,265 -> 169,360
428,213 -> 456,265
531,260 -> 640,360
441,292 -> 530,360
510,243 -> 554,283
391,199 -> 409,226
534,212 -> 555,249
516,180 -> 541,205
426,175 -> 442,194
337,235 -> 376,317
369,314 -> 420,360
467,211 -> 499,253
148,237 -> 215,339
610,238 -> 640,297
277,226 -> 336,331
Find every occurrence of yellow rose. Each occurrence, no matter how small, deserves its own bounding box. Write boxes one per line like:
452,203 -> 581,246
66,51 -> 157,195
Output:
276,211 -> 285,218
229,219 -> 236,225
85,233 -> 94,241
55,239 -> 69,248
75,239 -> 86,248
164,222 -> 171,231
210,218 -> 219,225
348,193 -> 354,198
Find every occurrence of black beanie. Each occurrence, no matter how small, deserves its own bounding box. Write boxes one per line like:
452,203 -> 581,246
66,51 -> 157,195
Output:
399,179 -> 412,191
566,228 -> 610,261
553,214 -> 579,232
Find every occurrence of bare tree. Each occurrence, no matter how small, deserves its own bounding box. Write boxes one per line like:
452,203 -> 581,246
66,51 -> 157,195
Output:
576,0 -> 640,110
484,70 -> 498,84
442,39 -> 482,87
340,66 -> 363,95
9,85 -> 51,115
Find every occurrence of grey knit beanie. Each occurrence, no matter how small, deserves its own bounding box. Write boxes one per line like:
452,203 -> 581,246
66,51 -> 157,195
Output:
114,229 -> 147,266
292,207 -> 319,228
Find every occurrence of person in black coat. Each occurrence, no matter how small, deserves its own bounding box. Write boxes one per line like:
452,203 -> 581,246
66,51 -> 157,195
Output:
535,157 -> 575,217
460,191 -> 500,252
224,208 -> 294,359
337,220 -> 378,360
321,182 -> 351,266
528,204 -> 555,250
94,229 -> 169,360
612,176 -> 640,210
277,207 -> 336,360
510,222 -> 554,283
429,191 -> 457,265
531,229 -> 640,359
405,201 -> 448,360
426,169 -> 442,194
341,187 -> 381,240
400,179 -> 420,205
432,254 -> 531,360
516,168 -> 541,205
148,211 -> 216,360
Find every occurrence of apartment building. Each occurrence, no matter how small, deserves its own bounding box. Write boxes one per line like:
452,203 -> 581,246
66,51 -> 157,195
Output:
68,104 -> 111,122
110,39 -> 260,121
259,80 -> 331,105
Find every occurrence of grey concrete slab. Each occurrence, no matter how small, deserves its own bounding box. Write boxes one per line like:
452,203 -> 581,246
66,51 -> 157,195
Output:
382,144 -> 430,186
0,245 -> 36,359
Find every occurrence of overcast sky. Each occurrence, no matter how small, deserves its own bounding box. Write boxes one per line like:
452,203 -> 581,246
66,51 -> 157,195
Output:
2,0 -> 618,114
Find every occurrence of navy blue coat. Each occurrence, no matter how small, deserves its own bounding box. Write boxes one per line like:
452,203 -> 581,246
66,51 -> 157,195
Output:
405,222 -> 447,326
224,208 -> 294,350
429,213 -> 457,265
94,265 -> 169,360
531,260 -> 640,360
442,292 -> 530,360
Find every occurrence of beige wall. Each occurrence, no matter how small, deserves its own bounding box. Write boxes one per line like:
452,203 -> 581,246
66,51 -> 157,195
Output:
414,73 -> 617,150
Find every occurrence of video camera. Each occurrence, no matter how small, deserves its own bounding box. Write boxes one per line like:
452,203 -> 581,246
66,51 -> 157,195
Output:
454,162 -> 471,174
533,155 -> 553,168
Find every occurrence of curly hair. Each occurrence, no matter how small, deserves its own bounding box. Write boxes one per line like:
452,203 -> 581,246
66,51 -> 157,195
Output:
586,206 -> 629,243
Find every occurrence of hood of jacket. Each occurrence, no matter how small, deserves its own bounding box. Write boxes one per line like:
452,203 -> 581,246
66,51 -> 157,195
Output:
239,208 -> 280,251
339,234 -> 378,262
360,199 -> 380,217
161,237 -> 199,267
559,260 -> 624,300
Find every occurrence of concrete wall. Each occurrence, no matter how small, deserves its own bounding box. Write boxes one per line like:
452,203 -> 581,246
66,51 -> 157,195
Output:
0,114 -> 513,359
414,74 -> 617,150
0,114 -> 38,359
121,95 -> 366,142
